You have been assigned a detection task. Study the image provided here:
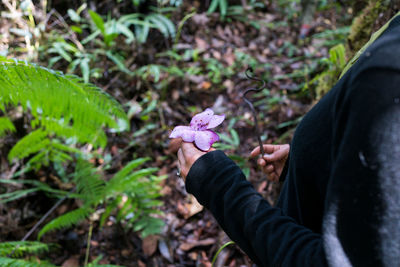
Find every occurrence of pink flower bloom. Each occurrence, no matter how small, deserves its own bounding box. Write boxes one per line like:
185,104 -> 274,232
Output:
169,108 -> 225,151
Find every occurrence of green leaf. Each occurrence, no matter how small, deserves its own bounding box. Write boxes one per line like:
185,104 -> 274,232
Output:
89,10 -> 106,35
105,51 -> 133,75
0,257 -> 56,267
70,25 -> 82,34
115,23 -> 135,43
219,0 -> 228,17
8,129 -> 49,162
0,241 -> 50,257
208,0 -> 219,14
80,57 -> 90,83
0,188 -> 40,203
0,57 -> 129,151
67,9 -> 81,22
0,117 -> 15,137
38,206 -> 92,239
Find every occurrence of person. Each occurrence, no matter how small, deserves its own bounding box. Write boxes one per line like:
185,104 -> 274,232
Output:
172,14 -> 400,267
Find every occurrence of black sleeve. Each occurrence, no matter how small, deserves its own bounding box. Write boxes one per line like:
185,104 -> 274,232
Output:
186,64 -> 400,266
186,150 -> 327,267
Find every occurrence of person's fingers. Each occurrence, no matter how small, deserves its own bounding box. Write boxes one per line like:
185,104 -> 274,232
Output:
250,144 -> 276,158
181,141 -> 193,152
263,146 -> 288,161
257,158 -> 266,166
266,164 -> 274,173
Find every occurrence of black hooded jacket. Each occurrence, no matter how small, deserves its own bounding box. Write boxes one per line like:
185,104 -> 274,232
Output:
186,16 -> 400,267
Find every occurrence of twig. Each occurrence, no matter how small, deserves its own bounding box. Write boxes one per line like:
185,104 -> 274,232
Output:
7,188 -> 75,257
243,67 -> 267,156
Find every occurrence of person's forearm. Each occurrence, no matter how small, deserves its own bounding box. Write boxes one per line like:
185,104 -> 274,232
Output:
186,151 -> 327,266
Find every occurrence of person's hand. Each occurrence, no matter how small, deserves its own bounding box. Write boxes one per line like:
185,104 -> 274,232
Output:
175,139 -> 215,181
250,144 -> 290,182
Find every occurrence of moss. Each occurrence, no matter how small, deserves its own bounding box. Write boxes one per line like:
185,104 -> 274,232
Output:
347,0 -> 387,59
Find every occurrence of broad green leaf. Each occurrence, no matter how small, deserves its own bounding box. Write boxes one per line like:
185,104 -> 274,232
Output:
208,0 -> 219,13
89,10 -> 105,35
67,9 -> 81,22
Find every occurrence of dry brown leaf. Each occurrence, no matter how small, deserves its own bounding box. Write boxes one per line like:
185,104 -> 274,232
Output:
195,37 -> 208,51
179,237 -> 215,251
121,249 -> 130,257
142,235 -> 159,257
61,255 -> 80,267
184,194 -> 204,219
201,81 -> 212,90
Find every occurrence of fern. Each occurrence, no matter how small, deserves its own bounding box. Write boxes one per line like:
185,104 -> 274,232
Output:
0,257 -> 56,267
0,117 -> 15,137
0,179 -> 71,203
38,157 -> 164,239
38,206 -> 93,240
38,159 -> 103,239
73,159 -> 106,204
0,241 -> 56,267
0,56 -> 128,151
105,167 -> 158,195
8,129 -> 50,161
0,241 -> 50,257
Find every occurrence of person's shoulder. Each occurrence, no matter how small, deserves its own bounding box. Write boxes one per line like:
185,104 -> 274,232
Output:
356,18 -> 400,71
343,21 -> 400,91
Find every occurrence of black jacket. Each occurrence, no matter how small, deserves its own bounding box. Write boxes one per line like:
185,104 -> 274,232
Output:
186,16 -> 400,267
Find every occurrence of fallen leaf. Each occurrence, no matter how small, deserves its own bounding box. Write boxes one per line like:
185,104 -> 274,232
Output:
62,255 -> 80,267
201,81 -> 212,90
158,239 -> 173,263
121,249 -> 130,257
179,237 -> 215,251
184,194 -> 204,219
195,37 -> 208,51
142,235 -> 159,257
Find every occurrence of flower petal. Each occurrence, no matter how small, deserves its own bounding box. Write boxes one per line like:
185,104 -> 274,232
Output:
169,126 -> 196,142
206,114 -> 225,129
194,130 -> 219,151
190,108 -> 214,131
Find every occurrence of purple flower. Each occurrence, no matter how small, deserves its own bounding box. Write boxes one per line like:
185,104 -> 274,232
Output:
169,108 -> 225,151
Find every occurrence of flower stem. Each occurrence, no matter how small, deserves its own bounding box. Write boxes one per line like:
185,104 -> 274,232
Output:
84,220 -> 94,266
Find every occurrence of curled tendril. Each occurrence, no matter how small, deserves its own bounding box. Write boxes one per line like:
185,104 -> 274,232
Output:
243,67 -> 267,156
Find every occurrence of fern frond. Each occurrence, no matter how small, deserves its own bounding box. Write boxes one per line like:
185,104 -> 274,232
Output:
105,167 -> 157,195
0,117 -> 15,137
0,188 -> 41,204
0,241 -> 50,257
8,129 -> 49,162
0,257 -> 56,267
74,159 -> 106,204
38,206 -> 93,240
0,57 -> 128,148
111,158 -> 150,182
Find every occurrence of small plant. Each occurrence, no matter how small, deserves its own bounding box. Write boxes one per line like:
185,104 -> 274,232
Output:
0,56 -> 128,169
38,158 -> 165,239
0,241 -> 56,267
208,0 -> 228,18
45,5 -> 176,82
0,57 -> 165,265
304,43 -> 347,99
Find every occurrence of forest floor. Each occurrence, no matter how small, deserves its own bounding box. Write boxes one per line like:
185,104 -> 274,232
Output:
0,1 -> 359,266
